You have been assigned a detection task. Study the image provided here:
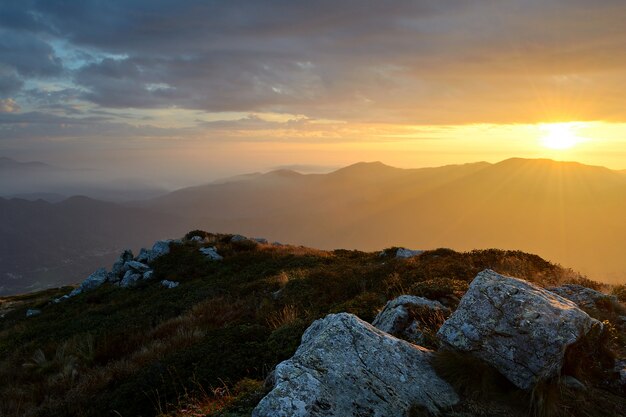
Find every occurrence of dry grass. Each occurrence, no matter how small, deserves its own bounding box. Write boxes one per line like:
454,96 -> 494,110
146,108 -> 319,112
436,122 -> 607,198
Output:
265,305 -> 299,330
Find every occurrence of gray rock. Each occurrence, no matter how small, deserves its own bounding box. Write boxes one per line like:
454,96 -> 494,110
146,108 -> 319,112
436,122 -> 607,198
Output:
253,313 -> 458,417
151,240 -> 173,258
110,249 -> 134,280
199,246 -> 223,260
161,280 -> 179,289
143,270 -> 154,280
77,268 -> 109,293
119,270 -> 143,288
190,235 -> 204,243
395,248 -> 424,258
230,234 -> 248,242
137,240 -> 174,264
124,260 -> 150,273
372,295 -> 450,345
252,237 -> 268,244
135,248 -> 151,263
26,309 -> 41,317
437,269 -> 601,390
548,284 -> 618,315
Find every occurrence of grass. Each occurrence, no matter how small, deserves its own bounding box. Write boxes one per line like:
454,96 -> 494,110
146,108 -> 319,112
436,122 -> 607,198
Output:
0,232 -> 621,417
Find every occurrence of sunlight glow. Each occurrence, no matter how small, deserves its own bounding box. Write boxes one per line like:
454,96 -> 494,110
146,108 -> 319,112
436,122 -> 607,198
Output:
539,123 -> 586,150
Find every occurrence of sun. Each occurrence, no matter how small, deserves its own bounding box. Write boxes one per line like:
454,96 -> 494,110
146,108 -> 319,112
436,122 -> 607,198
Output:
539,123 -> 585,150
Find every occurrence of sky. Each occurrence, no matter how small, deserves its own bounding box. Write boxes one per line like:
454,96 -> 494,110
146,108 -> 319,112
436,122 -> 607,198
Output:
1,0 -> 626,188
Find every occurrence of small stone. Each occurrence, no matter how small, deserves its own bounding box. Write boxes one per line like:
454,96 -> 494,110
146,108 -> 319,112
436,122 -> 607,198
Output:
26,309 -> 41,317
395,248 -> 424,258
199,246 -> 223,260
161,280 -> 179,289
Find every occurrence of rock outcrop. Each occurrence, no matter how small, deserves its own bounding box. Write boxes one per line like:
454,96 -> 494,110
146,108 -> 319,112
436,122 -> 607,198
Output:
372,295 -> 450,345
161,280 -> 179,289
253,313 -> 458,417
437,269 -> 602,390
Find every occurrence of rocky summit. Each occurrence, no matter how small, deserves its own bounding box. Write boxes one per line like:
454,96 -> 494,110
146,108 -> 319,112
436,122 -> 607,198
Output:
1,232 -> 624,417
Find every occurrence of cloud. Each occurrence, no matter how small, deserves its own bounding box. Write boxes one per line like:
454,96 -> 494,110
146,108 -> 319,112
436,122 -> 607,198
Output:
0,98 -> 20,113
2,0 -> 626,128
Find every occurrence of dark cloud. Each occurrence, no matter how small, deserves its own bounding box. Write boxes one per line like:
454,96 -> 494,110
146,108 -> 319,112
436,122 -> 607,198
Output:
1,0 -> 626,124
0,29 -> 63,77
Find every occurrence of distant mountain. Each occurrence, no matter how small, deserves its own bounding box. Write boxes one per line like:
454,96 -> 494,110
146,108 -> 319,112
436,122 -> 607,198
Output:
0,156 -> 169,202
0,156 -> 62,171
143,159 -> 626,283
0,196 -> 187,295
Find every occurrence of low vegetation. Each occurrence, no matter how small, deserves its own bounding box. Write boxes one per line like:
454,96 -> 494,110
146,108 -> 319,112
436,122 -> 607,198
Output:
0,232 -> 623,417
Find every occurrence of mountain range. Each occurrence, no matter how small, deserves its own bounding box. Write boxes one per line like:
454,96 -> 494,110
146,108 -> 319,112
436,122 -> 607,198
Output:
1,157 -> 625,294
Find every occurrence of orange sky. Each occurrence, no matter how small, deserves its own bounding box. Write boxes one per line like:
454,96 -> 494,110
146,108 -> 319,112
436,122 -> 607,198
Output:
1,1 -> 626,186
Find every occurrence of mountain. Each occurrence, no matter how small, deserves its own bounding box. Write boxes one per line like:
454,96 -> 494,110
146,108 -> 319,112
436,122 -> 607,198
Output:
143,159 -> 626,283
0,196 -> 187,295
0,156 -> 61,171
0,156 -> 169,202
0,234 -> 623,417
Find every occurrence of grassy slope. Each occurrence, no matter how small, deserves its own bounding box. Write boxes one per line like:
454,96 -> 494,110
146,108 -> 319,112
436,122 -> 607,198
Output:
0,233 -> 623,417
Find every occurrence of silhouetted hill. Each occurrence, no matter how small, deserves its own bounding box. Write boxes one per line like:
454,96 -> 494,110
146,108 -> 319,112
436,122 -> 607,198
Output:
0,197 -> 186,295
144,159 -> 626,283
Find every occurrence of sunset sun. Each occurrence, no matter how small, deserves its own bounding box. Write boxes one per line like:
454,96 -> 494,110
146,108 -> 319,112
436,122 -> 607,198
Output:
539,123 -> 585,150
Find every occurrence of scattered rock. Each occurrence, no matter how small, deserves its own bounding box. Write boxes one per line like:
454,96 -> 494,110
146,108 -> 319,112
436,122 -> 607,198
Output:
230,234 -> 248,242
119,270 -> 144,288
69,268 -> 109,297
253,313 -> 459,417
372,295 -> 450,345
161,280 -> 179,289
199,246 -> 223,260
252,237 -> 268,244
190,235 -> 204,243
437,269 -> 602,390
143,270 -> 154,280
548,284 -> 618,316
135,248 -> 152,263
26,309 -> 41,318
109,249 -> 134,281
137,240 -> 174,264
124,260 -> 150,273
395,248 -> 424,258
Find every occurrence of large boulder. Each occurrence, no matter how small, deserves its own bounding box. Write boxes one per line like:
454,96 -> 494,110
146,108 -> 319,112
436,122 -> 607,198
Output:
548,284 -> 618,317
437,269 -> 602,390
372,295 -> 450,346
253,313 -> 458,417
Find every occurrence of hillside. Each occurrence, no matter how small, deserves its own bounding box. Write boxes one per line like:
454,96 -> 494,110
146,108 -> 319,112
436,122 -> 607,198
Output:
0,232 -> 624,417
144,158 -> 626,283
0,196 -> 187,295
